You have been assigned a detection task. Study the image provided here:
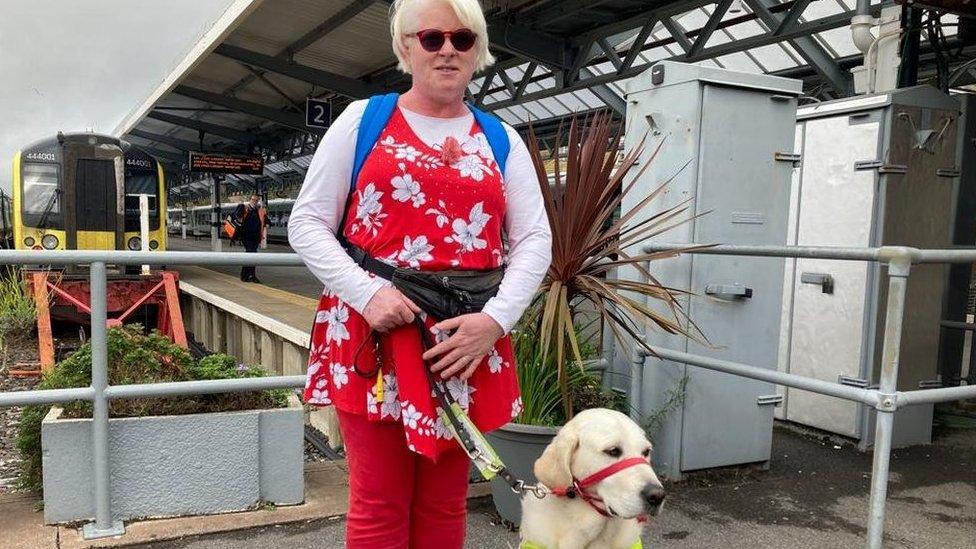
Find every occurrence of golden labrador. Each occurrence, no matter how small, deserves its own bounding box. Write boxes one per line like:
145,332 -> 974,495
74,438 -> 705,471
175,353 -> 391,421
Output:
520,409 -> 666,549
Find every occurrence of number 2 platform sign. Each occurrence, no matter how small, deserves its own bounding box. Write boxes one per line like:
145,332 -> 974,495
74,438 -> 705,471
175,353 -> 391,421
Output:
306,98 -> 332,130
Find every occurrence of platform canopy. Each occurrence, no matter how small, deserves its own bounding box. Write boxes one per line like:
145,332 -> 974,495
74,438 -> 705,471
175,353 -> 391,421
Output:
119,0 -> 969,200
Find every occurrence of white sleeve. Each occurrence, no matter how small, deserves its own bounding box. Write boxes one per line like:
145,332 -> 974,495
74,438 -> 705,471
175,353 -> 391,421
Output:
287,100 -> 386,314
481,124 -> 553,334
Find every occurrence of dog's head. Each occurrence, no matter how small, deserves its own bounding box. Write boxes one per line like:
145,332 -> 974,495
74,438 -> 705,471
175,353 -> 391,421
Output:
533,408 -> 666,519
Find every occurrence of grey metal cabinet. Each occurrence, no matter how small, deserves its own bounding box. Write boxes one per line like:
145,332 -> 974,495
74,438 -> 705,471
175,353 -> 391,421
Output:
622,61 -> 801,478
778,87 -> 959,449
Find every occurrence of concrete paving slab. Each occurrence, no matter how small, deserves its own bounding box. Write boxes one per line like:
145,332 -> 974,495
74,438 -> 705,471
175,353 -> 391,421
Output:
0,460 -> 493,549
0,492 -> 55,549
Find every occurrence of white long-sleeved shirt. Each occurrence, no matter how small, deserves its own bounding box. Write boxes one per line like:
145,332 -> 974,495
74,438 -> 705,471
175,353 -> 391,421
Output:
288,100 -> 552,333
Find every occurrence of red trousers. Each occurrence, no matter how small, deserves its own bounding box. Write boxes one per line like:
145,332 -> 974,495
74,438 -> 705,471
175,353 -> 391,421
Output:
338,409 -> 471,549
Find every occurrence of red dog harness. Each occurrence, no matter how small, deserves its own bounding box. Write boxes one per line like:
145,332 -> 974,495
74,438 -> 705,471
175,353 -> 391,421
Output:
548,456 -> 652,522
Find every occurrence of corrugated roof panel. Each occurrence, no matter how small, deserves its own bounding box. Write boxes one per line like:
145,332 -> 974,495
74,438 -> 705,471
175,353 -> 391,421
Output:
713,51 -> 766,73
573,87 -> 612,109
801,0 -> 846,20
546,90 -> 591,112
527,97 -> 560,118
182,55 -> 252,94
779,42 -> 805,64
815,27 -> 859,57
294,3 -> 395,78
490,107 -> 514,124
486,90 -> 510,103
748,43 -> 802,71
592,61 -> 617,74
703,25 -> 734,47
674,7 -> 709,31
724,17 -> 766,39
223,0 -> 350,56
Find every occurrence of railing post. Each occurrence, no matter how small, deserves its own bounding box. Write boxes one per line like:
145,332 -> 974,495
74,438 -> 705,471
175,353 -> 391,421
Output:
630,344 -> 646,421
865,250 -> 912,549
82,261 -> 125,539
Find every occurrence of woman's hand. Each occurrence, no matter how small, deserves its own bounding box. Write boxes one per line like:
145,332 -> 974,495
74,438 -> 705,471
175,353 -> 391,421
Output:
362,287 -> 422,332
422,313 -> 504,380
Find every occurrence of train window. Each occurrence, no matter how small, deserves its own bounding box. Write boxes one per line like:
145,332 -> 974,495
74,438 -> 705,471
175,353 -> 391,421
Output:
124,170 -> 160,231
22,162 -> 61,227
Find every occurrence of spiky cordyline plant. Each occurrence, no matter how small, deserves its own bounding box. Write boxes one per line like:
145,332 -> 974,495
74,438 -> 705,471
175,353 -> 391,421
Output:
525,112 -> 705,418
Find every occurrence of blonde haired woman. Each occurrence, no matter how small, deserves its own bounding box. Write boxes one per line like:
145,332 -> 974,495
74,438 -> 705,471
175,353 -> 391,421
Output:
289,0 -> 551,547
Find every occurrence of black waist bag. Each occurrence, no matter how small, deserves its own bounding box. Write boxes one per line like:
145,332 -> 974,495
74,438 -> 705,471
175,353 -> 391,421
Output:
347,245 -> 504,320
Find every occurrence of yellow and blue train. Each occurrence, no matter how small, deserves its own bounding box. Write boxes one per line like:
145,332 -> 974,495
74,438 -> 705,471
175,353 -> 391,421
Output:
11,132 -> 167,252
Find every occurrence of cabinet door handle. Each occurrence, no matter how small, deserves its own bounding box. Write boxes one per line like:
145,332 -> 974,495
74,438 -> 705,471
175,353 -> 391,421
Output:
704,284 -> 753,300
800,272 -> 834,294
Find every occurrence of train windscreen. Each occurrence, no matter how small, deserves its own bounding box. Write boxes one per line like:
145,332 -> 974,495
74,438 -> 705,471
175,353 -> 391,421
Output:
124,170 -> 160,231
21,162 -> 61,228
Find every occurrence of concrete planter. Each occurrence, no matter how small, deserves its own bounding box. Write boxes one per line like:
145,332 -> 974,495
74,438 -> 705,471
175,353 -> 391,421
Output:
41,395 -> 304,524
486,422 -> 558,526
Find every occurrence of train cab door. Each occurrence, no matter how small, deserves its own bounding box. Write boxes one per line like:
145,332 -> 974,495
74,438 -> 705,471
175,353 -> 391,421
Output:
74,158 -> 120,250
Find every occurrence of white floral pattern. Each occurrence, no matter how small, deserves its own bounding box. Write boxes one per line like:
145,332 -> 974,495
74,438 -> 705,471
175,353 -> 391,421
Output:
307,377 -> 331,405
424,199 -> 450,228
351,183 -> 388,236
453,154 -> 492,181
323,304 -> 350,345
445,377 -> 476,409
432,415 -> 454,440
380,135 -> 444,170
372,374 -> 401,420
487,348 -> 509,374
330,362 -> 349,388
390,165 -> 426,208
446,202 -> 491,253
461,132 -> 493,160
397,235 -> 434,268
402,402 -> 422,429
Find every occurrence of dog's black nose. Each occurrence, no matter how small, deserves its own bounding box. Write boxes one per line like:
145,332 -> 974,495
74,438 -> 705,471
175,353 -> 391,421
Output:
642,485 -> 666,507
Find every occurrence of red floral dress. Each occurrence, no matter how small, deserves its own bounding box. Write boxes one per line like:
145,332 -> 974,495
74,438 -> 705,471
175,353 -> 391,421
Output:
302,108 -> 523,460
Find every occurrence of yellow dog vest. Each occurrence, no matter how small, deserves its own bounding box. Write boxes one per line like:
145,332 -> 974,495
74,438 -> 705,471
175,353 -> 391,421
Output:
520,540 -> 643,549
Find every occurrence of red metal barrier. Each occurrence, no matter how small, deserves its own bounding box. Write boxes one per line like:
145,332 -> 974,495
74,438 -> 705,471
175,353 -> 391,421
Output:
27,270 -> 187,372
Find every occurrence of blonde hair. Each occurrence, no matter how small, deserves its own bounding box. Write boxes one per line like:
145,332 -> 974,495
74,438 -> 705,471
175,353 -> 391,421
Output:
389,0 -> 495,74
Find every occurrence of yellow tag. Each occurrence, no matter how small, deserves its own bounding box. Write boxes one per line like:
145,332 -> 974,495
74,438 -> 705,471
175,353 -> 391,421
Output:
375,369 -> 384,401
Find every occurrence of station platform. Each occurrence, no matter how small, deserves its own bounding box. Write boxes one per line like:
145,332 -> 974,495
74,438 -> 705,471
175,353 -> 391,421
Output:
167,237 -> 323,300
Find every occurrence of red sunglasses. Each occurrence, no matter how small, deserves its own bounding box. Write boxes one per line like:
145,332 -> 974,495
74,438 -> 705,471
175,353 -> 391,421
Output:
406,28 -> 477,53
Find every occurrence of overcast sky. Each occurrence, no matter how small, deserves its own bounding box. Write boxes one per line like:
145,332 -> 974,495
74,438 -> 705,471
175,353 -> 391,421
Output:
0,0 -> 244,193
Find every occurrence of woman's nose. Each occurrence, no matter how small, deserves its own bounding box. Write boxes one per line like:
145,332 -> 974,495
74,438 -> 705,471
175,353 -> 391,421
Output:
438,39 -> 457,55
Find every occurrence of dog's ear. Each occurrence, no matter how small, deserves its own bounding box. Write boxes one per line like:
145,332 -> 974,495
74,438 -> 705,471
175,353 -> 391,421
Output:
533,423 -> 579,488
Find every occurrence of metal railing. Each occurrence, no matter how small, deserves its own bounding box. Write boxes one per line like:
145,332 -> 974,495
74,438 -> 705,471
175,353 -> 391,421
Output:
3,246 -> 976,546
633,243 -> 976,549
0,250 -> 308,539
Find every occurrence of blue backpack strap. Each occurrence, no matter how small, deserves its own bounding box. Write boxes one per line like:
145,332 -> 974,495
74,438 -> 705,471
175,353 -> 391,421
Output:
351,92 -> 400,190
339,93 -> 399,241
468,103 -> 510,176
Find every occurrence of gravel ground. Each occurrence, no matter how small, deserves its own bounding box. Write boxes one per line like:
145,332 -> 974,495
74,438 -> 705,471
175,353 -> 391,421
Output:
0,345 -> 40,494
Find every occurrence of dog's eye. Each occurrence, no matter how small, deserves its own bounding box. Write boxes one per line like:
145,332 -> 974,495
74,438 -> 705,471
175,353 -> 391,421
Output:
603,446 -> 622,458
641,447 -> 652,458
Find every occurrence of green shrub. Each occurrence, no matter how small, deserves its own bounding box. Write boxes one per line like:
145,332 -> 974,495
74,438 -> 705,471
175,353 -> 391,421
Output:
16,326 -> 289,493
513,323 -> 623,427
0,269 -> 37,363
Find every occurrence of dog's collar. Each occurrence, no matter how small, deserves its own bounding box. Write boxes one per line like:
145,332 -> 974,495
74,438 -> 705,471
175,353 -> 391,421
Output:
548,456 -> 651,522
521,540 -> 642,549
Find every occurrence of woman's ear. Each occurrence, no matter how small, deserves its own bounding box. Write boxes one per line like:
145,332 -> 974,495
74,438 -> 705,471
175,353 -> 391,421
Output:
533,423 -> 579,489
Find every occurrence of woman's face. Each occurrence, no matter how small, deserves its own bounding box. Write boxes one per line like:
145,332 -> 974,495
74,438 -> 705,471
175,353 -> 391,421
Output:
401,1 -> 478,103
